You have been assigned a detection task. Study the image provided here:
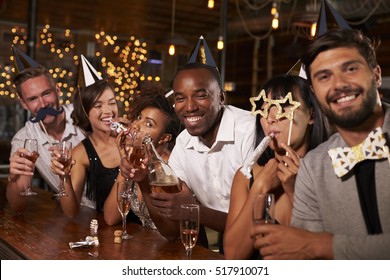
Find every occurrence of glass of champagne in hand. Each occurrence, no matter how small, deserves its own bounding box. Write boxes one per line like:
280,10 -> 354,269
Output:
180,204 -> 200,259
20,139 -> 40,196
123,130 -> 148,170
54,141 -> 72,197
116,180 -> 134,239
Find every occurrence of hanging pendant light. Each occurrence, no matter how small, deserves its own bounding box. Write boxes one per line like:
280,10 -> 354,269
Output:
217,35 -> 224,50
208,0 -> 214,9
169,44 -> 175,55
169,0 -> 176,55
163,0 -> 187,55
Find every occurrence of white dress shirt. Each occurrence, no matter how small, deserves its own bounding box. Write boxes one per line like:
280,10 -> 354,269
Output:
169,105 -> 256,212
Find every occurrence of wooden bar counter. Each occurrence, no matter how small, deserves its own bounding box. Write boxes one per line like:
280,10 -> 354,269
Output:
0,188 -> 224,260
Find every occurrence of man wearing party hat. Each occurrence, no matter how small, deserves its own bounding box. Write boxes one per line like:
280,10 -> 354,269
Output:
251,0 -> 390,259
6,47 -> 87,212
147,36 -> 256,250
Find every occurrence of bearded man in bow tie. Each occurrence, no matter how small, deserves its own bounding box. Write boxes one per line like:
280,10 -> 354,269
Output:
251,28 -> 390,260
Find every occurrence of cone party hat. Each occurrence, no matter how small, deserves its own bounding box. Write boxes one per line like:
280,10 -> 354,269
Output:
12,46 -> 41,74
316,0 -> 351,37
187,35 -> 217,68
78,55 -> 103,88
286,59 -> 307,79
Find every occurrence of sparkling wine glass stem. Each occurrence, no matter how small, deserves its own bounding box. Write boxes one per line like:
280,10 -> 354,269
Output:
27,175 -> 33,192
59,174 -> 66,194
187,248 -> 192,259
122,212 -> 127,235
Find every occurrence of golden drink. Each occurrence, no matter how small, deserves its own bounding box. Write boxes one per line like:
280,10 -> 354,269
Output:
117,194 -> 131,216
58,156 -> 72,169
22,151 -> 40,163
180,229 -> 198,251
127,146 -> 144,169
150,182 -> 181,193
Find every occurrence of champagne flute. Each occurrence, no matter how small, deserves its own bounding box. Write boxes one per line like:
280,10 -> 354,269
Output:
53,141 -> 72,197
116,130 -> 147,239
20,139 -> 40,196
116,180 -> 134,239
123,130 -> 148,170
180,204 -> 199,259
252,193 -> 275,225
120,130 -> 148,185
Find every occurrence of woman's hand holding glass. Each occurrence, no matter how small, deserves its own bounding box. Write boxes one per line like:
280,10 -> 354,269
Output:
50,141 -> 74,197
116,130 -> 148,181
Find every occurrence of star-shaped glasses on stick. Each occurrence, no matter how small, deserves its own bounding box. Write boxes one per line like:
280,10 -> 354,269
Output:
249,90 -> 270,118
250,91 -> 301,121
275,92 -> 301,121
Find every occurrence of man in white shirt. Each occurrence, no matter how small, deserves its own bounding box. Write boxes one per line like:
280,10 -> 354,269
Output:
151,37 -> 256,248
119,37 -> 256,250
6,47 -> 89,212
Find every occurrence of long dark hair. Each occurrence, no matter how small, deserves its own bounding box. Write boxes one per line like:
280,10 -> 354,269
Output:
71,79 -> 115,133
256,75 -> 329,165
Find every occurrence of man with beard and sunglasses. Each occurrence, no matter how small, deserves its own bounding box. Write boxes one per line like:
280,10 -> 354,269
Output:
250,29 -> 390,259
6,58 -> 88,213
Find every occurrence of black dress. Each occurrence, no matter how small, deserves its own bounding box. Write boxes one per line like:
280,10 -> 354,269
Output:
82,138 -> 140,224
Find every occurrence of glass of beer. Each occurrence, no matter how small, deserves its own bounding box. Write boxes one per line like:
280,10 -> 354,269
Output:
180,204 -> 199,259
20,139 -> 40,196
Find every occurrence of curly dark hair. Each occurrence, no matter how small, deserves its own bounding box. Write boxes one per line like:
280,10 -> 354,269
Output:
129,81 -> 181,151
71,79 -> 115,133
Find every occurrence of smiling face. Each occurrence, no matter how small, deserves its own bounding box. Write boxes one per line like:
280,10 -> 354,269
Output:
19,75 -> 61,126
88,87 -> 118,132
173,67 -> 224,145
310,47 -> 381,128
260,90 -> 312,155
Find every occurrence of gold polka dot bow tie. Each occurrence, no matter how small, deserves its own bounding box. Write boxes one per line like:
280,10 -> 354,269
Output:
328,127 -> 390,178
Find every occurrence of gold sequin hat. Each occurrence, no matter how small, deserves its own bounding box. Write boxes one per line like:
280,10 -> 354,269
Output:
12,45 -> 41,74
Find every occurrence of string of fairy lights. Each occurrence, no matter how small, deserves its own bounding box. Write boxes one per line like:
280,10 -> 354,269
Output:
0,24 -> 159,112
